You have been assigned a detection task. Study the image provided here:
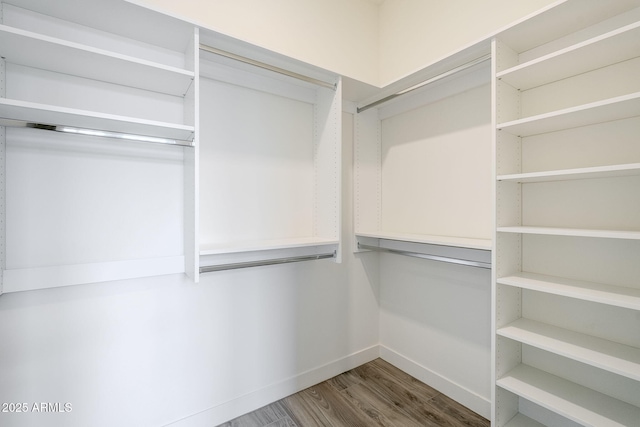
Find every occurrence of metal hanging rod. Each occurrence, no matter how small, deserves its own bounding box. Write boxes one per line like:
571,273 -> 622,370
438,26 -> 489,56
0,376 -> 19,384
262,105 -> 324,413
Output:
357,53 -> 491,113
358,243 -> 491,269
0,119 -> 194,147
199,252 -> 336,274
199,43 -> 336,91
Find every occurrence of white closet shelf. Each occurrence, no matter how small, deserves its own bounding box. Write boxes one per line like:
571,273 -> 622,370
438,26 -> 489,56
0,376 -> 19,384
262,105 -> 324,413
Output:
498,318 -> 640,381
497,364 -> 640,427
355,231 -> 491,251
199,237 -> 339,256
0,25 -> 194,97
0,98 -> 194,142
497,22 -> 640,90
503,413 -> 545,427
497,226 -> 640,240
497,92 -> 640,137
497,272 -> 640,311
497,163 -> 640,183
3,256 -> 185,293
496,0 -> 640,55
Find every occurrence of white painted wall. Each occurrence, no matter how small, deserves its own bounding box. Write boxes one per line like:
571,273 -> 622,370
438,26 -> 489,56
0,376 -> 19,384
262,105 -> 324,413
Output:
379,254 -> 492,417
127,0 -> 380,87
375,78 -> 493,418
378,0 -> 558,85
130,0 -> 558,88
0,115 -> 380,426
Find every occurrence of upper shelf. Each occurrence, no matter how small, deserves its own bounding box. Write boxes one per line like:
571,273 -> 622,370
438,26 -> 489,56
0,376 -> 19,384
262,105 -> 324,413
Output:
199,237 -> 339,256
0,25 -> 194,97
495,0 -> 640,54
497,226 -> 640,240
355,231 -> 492,251
497,92 -> 640,137
497,163 -> 640,183
0,98 -> 195,142
497,22 -> 640,90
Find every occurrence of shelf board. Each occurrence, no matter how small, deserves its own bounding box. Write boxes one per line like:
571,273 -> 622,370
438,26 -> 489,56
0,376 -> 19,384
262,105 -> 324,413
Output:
0,25 -> 194,97
504,413 -> 545,427
0,98 -> 194,142
497,272 -> 640,311
497,92 -> 640,137
497,226 -> 640,240
497,163 -> 640,183
496,0 -> 640,55
497,22 -> 640,90
355,231 -> 492,250
497,364 -> 640,427
498,318 -> 640,381
199,237 -> 339,256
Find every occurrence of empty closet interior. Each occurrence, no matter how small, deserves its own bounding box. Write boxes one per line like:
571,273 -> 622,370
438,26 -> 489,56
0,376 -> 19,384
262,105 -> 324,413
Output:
1,0 -> 639,426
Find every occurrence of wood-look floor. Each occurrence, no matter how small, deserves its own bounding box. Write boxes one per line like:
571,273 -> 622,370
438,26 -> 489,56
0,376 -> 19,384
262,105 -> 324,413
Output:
217,358 -> 489,427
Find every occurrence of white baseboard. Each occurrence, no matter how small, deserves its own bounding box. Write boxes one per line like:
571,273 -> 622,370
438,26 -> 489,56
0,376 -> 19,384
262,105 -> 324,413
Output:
379,345 -> 491,419
166,345 -> 380,427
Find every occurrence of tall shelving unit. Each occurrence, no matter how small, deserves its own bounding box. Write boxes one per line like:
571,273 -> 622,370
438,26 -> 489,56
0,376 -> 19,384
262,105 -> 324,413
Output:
492,1 -> 640,425
196,32 -> 342,277
0,0 -> 199,293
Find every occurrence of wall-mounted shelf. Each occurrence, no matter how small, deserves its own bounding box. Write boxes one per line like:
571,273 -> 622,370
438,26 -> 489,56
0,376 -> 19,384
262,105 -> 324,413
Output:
200,237 -> 339,256
355,231 -> 491,251
497,364 -> 640,427
498,318 -> 640,380
497,273 -> 640,311
497,92 -> 640,137
503,413 -> 545,427
0,24 -> 194,97
497,226 -> 640,240
496,22 -> 640,91
0,98 -> 195,142
497,163 -> 640,183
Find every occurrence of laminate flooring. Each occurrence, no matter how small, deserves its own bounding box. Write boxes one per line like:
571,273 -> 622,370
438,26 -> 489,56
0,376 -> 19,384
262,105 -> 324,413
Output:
217,358 -> 489,427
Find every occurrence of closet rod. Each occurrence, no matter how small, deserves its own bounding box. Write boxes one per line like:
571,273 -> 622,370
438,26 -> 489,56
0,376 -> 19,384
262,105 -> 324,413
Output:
358,243 -> 491,269
0,119 -> 194,147
199,252 -> 336,273
199,43 -> 336,91
357,53 -> 491,113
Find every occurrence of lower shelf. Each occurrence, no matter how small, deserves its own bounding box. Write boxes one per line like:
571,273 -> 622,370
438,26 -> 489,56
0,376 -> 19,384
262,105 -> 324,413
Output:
199,237 -> 339,256
497,364 -> 640,427
497,318 -> 640,381
504,413 -> 545,427
2,256 -> 185,293
355,230 -> 492,250
199,237 -> 340,273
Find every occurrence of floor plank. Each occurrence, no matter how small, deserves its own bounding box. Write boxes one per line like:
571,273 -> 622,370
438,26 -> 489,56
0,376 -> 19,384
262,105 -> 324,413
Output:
217,358 -> 489,427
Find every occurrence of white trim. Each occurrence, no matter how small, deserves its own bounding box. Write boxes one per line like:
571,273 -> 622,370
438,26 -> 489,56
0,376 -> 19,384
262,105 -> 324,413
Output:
165,345 -> 380,427
379,345 -> 491,419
